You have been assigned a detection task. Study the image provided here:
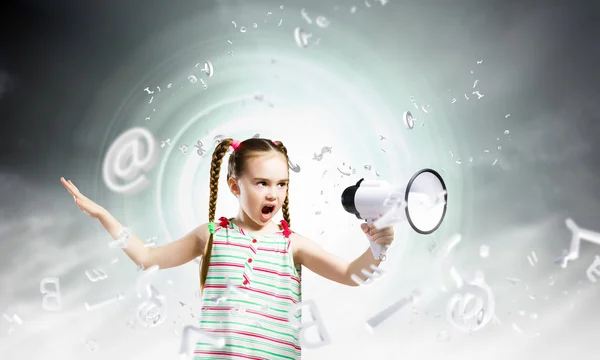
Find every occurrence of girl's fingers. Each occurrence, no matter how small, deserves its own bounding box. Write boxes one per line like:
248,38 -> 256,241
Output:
370,232 -> 382,243
369,228 -> 394,238
63,183 -> 76,197
68,180 -> 80,194
63,179 -> 83,198
376,238 -> 393,245
62,178 -> 73,189
371,231 -> 391,244
69,180 -> 78,191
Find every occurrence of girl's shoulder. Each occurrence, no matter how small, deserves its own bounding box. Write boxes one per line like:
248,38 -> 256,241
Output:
196,222 -> 212,246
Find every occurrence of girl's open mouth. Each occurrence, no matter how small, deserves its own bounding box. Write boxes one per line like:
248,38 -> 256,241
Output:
260,205 -> 275,220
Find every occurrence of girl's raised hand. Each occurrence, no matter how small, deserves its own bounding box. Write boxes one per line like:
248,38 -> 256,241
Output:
60,177 -> 106,219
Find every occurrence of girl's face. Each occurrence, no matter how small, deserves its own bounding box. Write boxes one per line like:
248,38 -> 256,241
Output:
228,153 -> 289,227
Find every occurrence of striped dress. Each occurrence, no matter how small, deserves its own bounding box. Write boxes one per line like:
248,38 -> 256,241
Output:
194,217 -> 302,360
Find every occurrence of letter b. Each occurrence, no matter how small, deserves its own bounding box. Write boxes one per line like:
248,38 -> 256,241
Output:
40,277 -> 62,311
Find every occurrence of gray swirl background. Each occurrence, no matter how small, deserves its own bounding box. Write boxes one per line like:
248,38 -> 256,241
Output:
1,0 -> 599,359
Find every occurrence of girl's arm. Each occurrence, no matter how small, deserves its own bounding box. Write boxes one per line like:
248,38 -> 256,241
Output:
292,224 -> 394,286
98,210 -> 208,270
61,177 -> 207,270
293,233 -> 358,286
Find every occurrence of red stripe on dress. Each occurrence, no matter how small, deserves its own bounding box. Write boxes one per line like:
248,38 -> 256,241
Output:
209,262 -> 245,269
256,247 -> 288,254
210,329 -> 301,350
244,308 -> 289,322
193,350 -> 267,360
203,285 -> 297,304
244,287 -> 296,303
200,306 -> 289,323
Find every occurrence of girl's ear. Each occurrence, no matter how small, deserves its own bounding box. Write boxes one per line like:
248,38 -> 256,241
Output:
227,177 -> 241,196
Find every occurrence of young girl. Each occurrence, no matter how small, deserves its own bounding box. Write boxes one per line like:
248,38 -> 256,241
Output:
61,137 -> 395,360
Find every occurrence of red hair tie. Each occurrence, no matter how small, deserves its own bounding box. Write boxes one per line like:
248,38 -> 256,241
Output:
271,140 -> 279,146
231,140 -> 241,150
218,216 -> 230,227
280,220 -> 291,237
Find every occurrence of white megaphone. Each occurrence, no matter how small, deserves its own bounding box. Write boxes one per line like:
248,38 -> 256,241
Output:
341,168 -> 448,260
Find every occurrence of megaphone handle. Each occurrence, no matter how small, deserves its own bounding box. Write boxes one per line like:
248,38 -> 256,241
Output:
366,219 -> 387,261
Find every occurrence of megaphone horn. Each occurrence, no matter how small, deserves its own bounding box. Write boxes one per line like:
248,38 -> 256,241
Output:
341,169 -> 448,260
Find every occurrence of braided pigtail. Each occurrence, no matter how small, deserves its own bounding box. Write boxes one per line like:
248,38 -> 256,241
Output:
199,138 -> 234,291
273,140 -> 291,228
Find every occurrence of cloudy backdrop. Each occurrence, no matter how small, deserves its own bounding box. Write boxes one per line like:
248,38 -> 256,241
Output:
1,0 -> 600,359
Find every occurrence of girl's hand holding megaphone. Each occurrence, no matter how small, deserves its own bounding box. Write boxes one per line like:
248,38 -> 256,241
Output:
360,223 -> 395,247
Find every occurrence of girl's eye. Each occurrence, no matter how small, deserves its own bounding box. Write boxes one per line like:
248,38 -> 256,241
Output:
257,182 -> 287,187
